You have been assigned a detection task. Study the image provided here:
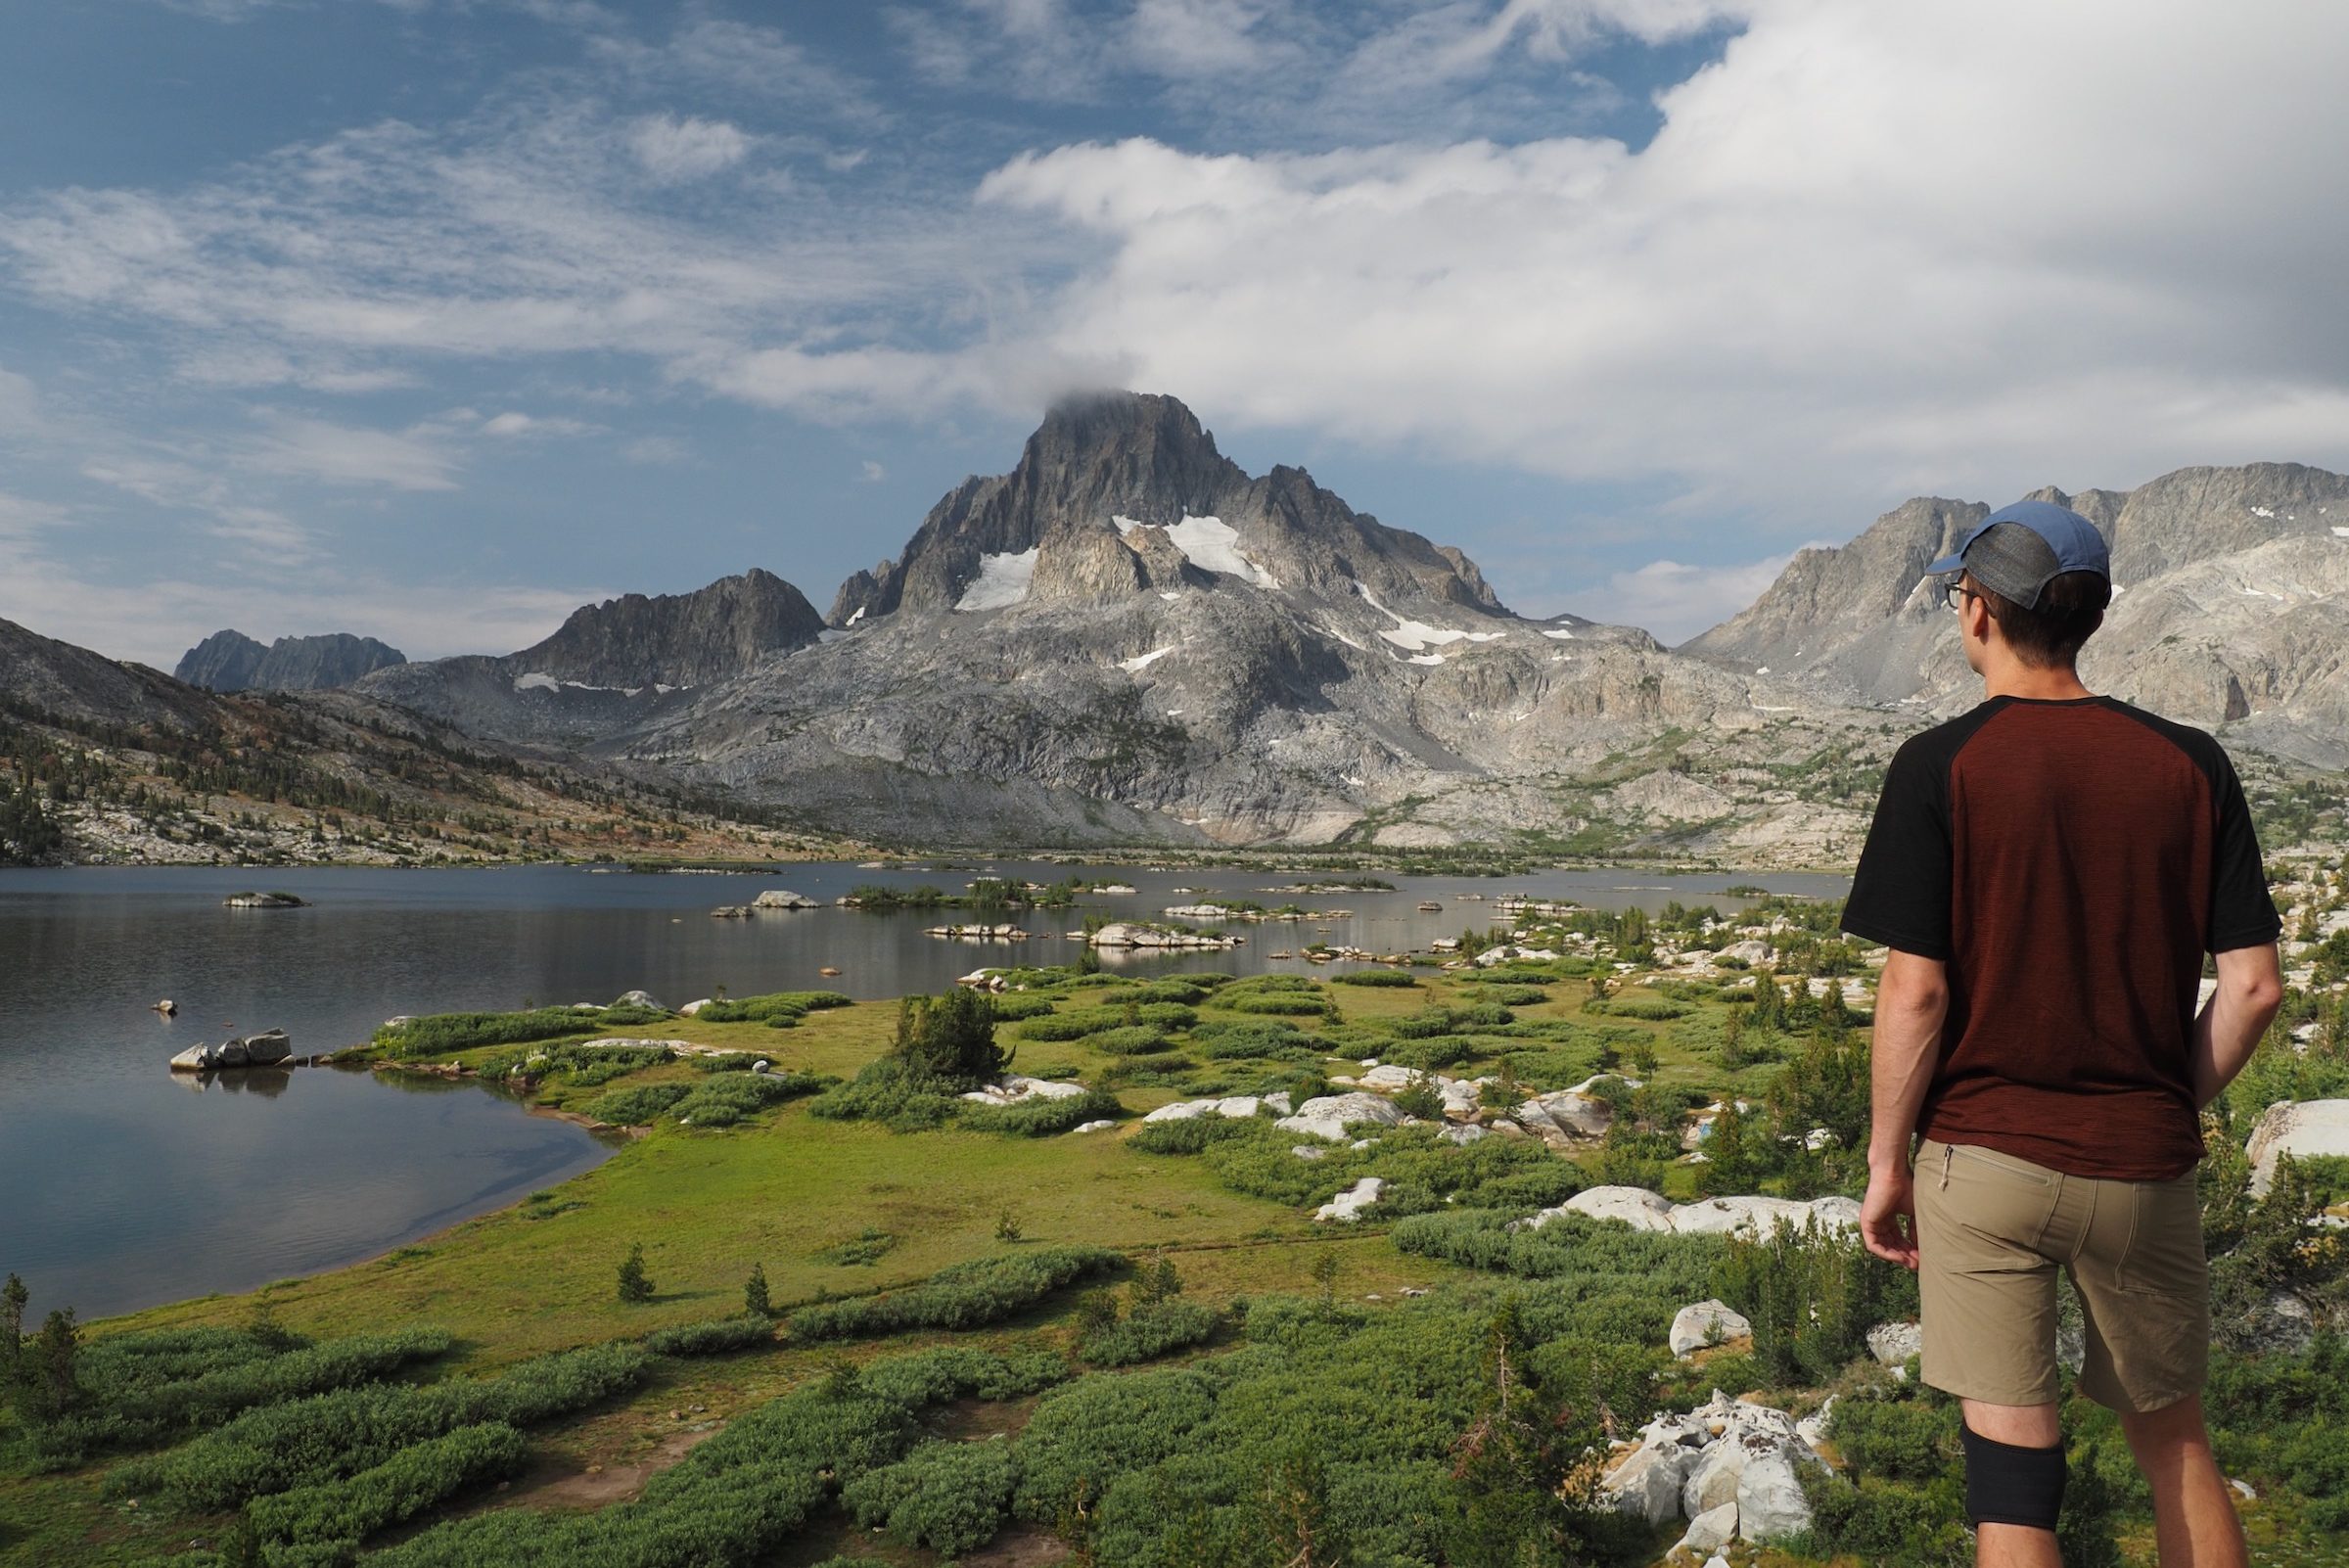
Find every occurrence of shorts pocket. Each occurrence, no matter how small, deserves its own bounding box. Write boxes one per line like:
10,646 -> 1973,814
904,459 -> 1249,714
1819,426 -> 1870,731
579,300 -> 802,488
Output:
2116,1176 -> 2205,1296
1926,1141 -> 2061,1252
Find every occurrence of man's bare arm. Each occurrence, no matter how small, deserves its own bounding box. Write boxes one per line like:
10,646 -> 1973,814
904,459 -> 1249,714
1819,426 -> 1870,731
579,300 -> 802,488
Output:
2192,943 -> 2283,1107
1867,949 -> 1949,1171
1861,948 -> 1949,1268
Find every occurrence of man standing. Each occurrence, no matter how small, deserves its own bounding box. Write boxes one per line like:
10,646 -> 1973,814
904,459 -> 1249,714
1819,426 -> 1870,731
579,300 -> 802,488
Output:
1839,500 -> 2284,1567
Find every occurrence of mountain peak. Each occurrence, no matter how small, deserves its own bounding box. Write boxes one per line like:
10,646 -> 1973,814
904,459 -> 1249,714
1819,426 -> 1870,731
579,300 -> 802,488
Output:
830,391 -> 1501,623
513,569 -> 824,688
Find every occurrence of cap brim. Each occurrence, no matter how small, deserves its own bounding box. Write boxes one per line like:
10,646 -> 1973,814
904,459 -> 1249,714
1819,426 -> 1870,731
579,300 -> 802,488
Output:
1922,552 -> 1967,576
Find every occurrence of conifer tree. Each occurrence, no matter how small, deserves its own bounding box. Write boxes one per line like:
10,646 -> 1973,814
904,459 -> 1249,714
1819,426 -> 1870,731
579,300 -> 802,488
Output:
743,1262 -> 770,1317
617,1243 -> 654,1304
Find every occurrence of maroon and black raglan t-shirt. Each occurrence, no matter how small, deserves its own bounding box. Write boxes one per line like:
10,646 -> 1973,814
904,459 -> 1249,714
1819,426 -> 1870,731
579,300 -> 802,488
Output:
1841,695 -> 2281,1180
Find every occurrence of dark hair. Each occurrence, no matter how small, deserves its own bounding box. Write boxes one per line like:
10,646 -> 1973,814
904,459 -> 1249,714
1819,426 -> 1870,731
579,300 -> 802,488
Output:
1970,569 -> 2111,669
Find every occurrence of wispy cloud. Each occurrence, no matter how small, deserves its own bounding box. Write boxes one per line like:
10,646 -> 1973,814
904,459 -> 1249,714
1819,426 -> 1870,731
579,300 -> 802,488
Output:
627,114 -> 752,181
243,413 -> 459,490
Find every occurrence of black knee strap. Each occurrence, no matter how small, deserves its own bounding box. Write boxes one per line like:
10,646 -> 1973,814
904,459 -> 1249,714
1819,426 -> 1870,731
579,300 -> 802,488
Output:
1961,1423 -> 2067,1532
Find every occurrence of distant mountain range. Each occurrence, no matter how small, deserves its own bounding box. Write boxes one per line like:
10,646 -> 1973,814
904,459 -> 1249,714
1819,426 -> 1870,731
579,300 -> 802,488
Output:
20,391 -> 2343,860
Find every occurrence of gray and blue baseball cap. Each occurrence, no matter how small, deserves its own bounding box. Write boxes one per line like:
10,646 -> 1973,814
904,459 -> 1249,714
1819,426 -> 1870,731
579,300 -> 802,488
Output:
1925,499 -> 2111,609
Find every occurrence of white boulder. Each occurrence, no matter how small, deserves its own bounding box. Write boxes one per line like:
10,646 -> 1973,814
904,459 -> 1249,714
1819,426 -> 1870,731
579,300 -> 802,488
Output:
612,990 -> 667,1011
1598,1443 -> 1696,1527
1069,1119 -> 1116,1133
1671,1300 -> 1754,1358
678,998 -> 712,1016
1866,1321 -> 1923,1366
753,889 -> 817,909
2245,1099 -> 2349,1196
1275,1092 -> 1407,1143
1735,1442 -> 1820,1542
960,1076 -> 1088,1106
1678,1500 -> 1738,1555
1314,1176 -> 1385,1222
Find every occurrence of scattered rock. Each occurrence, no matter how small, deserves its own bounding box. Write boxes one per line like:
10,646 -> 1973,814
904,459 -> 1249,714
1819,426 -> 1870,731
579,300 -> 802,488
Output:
753,890 -> 817,910
223,891 -> 305,908
153,999 -> 177,1015
1671,1300 -> 1754,1358
1865,1321 -> 1923,1366
1314,1176 -> 1385,1222
167,1029 -> 293,1071
612,990 -> 668,1011
1069,1120 -> 1116,1133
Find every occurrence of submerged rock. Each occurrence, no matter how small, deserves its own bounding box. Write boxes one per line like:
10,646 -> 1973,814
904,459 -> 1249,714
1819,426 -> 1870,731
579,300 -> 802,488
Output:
223,891 -> 305,908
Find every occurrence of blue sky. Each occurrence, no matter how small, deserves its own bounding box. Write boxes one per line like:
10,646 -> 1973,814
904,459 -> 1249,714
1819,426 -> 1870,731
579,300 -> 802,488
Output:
3,1 -> 2345,667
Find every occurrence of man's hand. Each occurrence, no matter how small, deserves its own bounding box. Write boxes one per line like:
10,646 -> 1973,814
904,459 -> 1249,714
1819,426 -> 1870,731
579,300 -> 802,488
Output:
1862,1164 -> 1919,1269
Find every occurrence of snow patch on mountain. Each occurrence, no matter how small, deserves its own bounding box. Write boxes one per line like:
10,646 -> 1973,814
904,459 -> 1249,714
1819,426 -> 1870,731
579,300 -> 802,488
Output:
1120,645 -> 1177,673
1357,585 -> 1507,652
956,549 -> 1040,612
1118,513 -> 1274,587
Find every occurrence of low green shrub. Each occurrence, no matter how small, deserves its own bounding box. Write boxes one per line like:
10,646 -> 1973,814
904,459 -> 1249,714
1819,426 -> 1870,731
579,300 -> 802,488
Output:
112,1342 -> 648,1512
378,1005 -> 666,1056
1087,1025 -> 1174,1054
786,1247 -> 1123,1342
693,991 -> 852,1025
840,1439 -> 1017,1556
1330,970 -> 1419,989
985,992 -> 1060,1022
25,1327 -> 455,1468
645,1317 -> 775,1358
579,1083 -> 691,1126
245,1421 -> 528,1561
806,1060 -> 959,1132
669,1071 -> 830,1127
1080,1301 -> 1221,1366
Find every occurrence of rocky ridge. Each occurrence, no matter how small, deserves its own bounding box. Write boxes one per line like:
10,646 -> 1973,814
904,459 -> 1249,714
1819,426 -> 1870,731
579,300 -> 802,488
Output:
175,629 -> 408,692
1683,464 -> 2349,765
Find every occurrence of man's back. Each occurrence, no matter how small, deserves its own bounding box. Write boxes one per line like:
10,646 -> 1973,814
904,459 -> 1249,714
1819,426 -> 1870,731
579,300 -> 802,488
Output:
1841,693 -> 2277,1179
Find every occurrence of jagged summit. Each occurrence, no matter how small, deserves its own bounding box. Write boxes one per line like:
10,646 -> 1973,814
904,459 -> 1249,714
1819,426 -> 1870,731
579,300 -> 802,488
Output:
175,629 -> 406,692
829,391 -> 1506,626
513,568 -> 824,690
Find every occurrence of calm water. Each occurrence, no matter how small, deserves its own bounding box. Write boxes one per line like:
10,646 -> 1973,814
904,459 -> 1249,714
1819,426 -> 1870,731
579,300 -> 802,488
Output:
0,860 -> 1847,1319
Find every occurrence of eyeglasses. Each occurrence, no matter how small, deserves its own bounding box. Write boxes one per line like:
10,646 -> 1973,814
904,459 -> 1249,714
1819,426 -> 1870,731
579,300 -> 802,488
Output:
1934,577 -> 1979,613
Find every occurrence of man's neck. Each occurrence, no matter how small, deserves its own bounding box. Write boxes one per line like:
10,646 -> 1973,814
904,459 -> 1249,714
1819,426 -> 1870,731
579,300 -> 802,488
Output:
1981,660 -> 2095,702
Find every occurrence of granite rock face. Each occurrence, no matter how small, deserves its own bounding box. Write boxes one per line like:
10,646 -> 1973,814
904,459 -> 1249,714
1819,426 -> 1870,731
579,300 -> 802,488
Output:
176,630 -> 407,692
511,568 -> 825,689
1682,463 -> 2349,765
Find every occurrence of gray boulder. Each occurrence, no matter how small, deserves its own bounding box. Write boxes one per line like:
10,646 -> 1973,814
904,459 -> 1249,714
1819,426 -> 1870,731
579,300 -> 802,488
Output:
168,1042 -> 217,1072
241,1029 -> 294,1066
1678,1500 -> 1738,1556
612,990 -> 668,1012
1865,1321 -> 1923,1366
1671,1300 -> 1754,1358
753,889 -> 817,910
1598,1442 -> 1696,1527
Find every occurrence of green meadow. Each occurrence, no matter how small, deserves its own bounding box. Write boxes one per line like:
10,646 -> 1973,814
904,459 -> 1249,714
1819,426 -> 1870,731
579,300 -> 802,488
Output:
4,895 -> 2343,1567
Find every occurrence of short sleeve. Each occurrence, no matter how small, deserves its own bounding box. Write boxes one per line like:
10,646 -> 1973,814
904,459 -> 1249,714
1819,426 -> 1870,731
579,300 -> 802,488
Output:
2206,750 -> 2280,952
1841,736 -> 1954,960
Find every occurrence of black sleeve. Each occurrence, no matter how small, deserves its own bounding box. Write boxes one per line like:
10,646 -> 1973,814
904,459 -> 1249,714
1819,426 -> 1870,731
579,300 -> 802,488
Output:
1841,735 -> 1953,960
2206,749 -> 2281,952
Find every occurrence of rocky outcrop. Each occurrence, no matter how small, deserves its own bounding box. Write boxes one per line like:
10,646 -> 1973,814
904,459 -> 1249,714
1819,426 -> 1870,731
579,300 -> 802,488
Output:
1670,1300 -> 1754,1358
1595,1390 -> 1830,1544
510,568 -> 824,690
1681,463 -> 2349,762
2245,1099 -> 2349,1195
176,630 -> 407,692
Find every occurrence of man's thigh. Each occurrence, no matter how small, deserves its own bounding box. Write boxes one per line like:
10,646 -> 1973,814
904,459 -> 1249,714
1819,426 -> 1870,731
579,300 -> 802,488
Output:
1912,1138 -> 2067,1407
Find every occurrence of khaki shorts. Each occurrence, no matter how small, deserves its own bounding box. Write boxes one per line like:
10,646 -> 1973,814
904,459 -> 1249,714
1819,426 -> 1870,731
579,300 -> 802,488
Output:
1911,1137 -> 2207,1413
